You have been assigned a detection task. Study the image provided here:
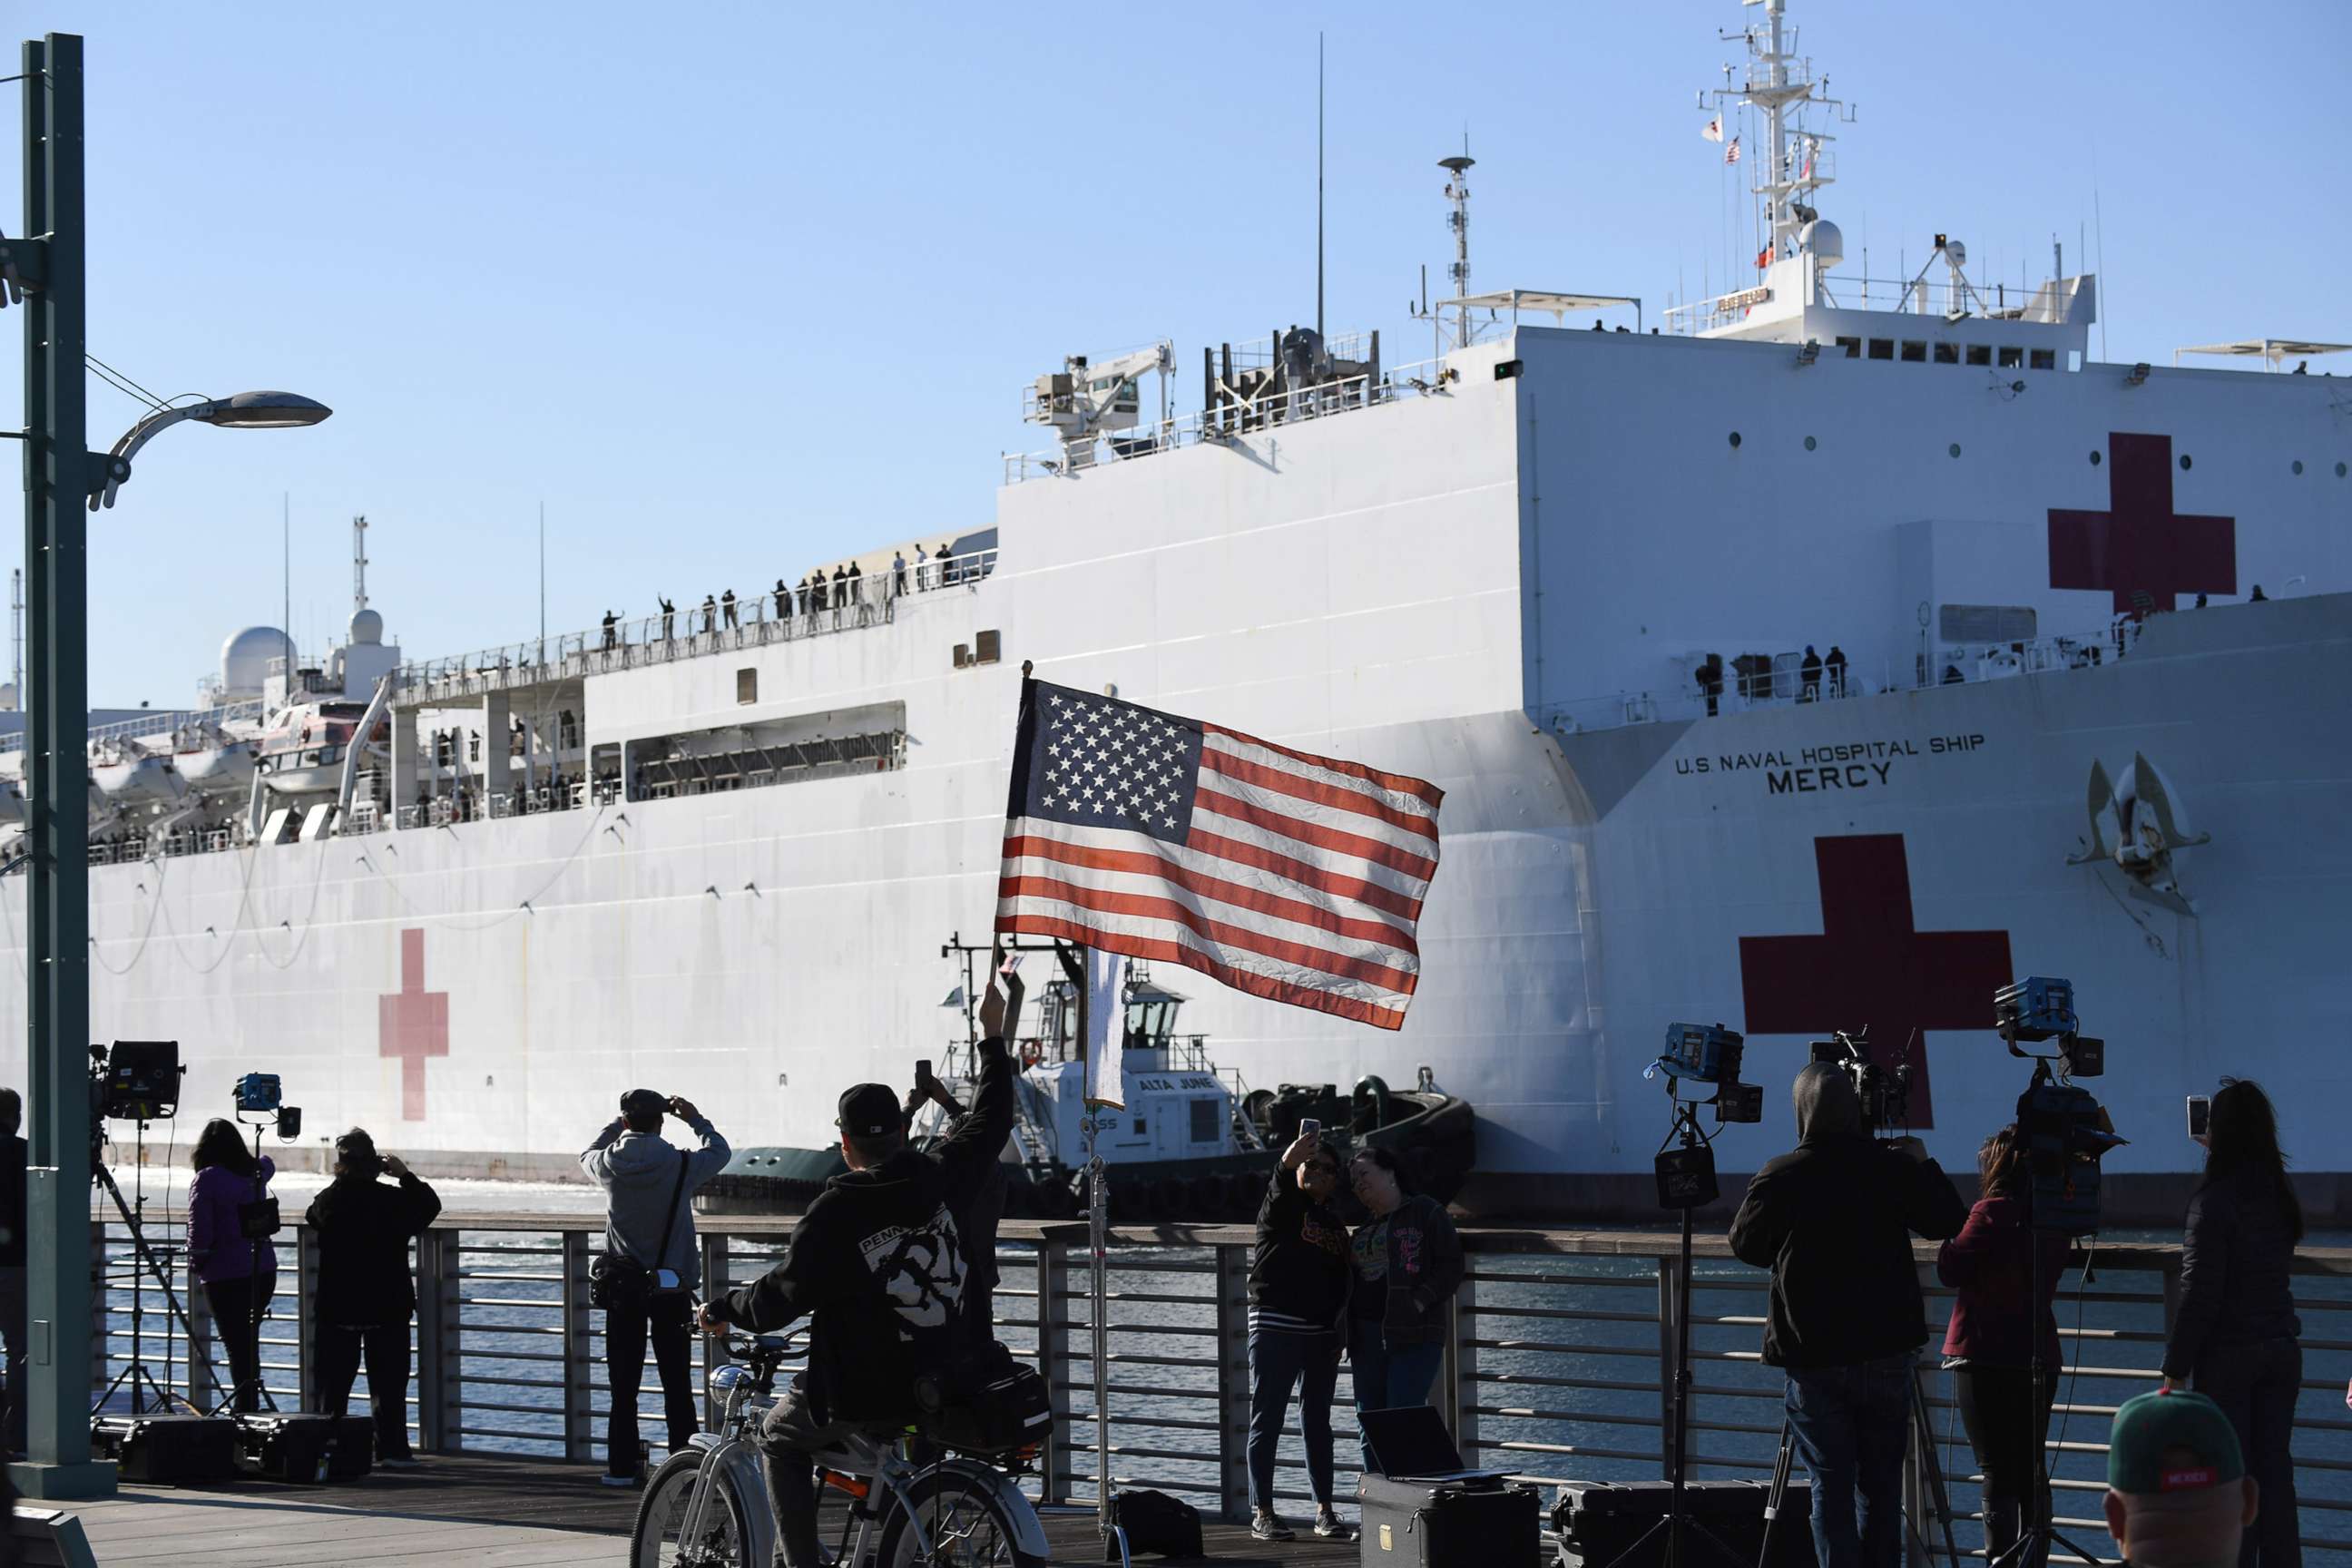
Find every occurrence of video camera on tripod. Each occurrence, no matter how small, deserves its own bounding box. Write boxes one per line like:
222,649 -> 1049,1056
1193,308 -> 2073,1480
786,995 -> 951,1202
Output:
1997,975 -> 2125,1237
1650,1023 -> 1762,1210
1808,1028 -> 1913,1135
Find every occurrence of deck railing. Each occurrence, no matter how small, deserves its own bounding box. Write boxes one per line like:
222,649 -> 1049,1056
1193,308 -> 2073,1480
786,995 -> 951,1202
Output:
89,1210 -> 2352,1558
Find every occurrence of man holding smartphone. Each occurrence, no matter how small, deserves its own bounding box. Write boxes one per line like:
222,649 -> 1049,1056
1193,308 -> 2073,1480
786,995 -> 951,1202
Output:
583,1088 -> 731,1485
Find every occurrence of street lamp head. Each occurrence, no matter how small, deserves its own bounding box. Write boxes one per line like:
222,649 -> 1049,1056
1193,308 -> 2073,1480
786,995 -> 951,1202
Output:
193,390 -> 332,430
92,389 -> 333,509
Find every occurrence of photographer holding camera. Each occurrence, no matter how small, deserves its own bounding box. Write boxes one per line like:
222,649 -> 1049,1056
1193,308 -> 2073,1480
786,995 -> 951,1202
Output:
2162,1080 -> 2303,1568
583,1088 -> 731,1486
903,1058 -> 1009,1332
1730,1063 -> 1968,1568
306,1130 -> 442,1465
698,953 -> 1020,1568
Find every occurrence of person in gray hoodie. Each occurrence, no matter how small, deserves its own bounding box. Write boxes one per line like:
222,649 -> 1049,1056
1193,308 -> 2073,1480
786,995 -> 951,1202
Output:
583,1089 -> 730,1485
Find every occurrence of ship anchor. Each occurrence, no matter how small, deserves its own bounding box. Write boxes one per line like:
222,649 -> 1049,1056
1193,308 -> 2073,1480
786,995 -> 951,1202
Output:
2065,751 -> 2210,916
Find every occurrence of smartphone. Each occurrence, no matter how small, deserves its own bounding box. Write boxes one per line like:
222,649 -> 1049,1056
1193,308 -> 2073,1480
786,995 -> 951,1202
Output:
999,953 -> 1024,975
2187,1095 -> 2210,1138
1299,1118 -> 1321,1141
915,1058 -> 933,1084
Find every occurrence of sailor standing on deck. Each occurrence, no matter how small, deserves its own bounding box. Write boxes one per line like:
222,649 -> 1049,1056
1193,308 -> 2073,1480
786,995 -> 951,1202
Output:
1801,645 -> 1823,701
583,1091 -> 731,1486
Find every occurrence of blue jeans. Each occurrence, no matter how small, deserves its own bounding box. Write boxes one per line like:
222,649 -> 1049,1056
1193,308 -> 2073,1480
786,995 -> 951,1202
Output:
1247,1328 -> 1343,1511
1348,1323 -> 1444,1472
1784,1352 -> 1914,1568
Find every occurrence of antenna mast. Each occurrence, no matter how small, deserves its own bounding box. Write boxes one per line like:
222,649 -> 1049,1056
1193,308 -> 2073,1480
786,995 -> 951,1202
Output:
1439,143 -> 1475,349
351,514 -> 369,614
10,568 -> 20,706
1316,33 -> 1325,338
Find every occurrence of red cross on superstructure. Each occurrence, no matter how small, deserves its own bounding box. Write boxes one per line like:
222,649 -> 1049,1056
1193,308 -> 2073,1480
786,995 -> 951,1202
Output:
379,927 -> 448,1121
2048,432 -> 2237,613
1736,835 -> 2013,1128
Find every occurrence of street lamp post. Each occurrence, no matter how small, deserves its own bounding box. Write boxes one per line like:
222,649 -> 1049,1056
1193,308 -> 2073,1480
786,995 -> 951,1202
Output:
14,31 -> 108,1500
5,34 -> 331,1497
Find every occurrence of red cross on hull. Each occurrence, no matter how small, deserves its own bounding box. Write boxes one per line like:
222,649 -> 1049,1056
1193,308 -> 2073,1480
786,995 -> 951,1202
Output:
2048,432 -> 2236,613
1737,834 -> 2013,1127
379,927 -> 449,1121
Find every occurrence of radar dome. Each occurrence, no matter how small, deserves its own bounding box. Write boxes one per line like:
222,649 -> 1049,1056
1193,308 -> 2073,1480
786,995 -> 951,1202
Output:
220,625 -> 289,701
1799,219 -> 1844,270
349,607 -> 385,646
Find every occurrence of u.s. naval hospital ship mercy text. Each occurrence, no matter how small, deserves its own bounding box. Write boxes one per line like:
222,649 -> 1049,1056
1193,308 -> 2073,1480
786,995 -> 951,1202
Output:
14,0 -> 2347,1217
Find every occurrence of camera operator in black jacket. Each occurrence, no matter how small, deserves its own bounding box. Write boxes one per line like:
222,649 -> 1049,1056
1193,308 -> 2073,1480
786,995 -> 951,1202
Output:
700,957 -> 1021,1568
1730,1063 -> 1969,1568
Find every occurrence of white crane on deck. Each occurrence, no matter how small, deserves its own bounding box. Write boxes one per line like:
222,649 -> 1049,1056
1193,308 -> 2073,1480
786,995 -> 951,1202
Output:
1022,340 -> 1173,470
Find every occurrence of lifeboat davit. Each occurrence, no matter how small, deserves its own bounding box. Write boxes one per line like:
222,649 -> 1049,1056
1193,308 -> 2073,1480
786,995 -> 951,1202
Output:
92,753 -> 188,806
179,740 -> 260,797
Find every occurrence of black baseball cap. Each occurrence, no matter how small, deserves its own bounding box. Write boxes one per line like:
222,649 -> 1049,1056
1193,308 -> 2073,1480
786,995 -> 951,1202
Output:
620,1088 -> 667,1119
837,1083 -> 901,1139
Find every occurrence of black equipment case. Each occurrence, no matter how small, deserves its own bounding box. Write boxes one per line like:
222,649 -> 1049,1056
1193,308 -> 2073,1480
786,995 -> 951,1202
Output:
1357,1406 -> 1543,1568
231,1412 -> 375,1483
90,1413 -> 239,1484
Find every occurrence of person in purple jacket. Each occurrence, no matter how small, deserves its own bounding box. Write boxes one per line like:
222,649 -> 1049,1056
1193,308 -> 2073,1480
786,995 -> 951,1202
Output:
188,1118 -> 278,1411
1937,1124 -> 2071,1568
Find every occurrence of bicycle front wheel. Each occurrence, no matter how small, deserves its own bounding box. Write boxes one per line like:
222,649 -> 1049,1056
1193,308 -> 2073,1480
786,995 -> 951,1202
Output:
877,1466 -> 1045,1568
632,1446 -> 754,1568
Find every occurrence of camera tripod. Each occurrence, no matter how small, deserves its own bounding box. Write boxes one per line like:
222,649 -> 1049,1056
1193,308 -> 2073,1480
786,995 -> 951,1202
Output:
90,1115 -> 224,1416
1602,1096 -> 1747,1568
1754,1358 -> 1961,1568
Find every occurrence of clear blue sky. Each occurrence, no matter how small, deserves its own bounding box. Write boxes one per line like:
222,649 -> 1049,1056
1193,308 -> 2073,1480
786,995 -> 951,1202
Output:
6,0 -> 2344,706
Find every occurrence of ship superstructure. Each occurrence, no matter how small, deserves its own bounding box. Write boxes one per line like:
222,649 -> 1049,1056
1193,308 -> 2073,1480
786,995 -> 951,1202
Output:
7,0 -> 2348,1217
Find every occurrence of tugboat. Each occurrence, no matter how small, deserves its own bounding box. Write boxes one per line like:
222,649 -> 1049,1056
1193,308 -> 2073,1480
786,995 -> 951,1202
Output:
700,941 -> 1477,1220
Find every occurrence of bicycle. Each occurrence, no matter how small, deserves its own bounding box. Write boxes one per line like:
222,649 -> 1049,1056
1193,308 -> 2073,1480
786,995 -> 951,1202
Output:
630,1328 -> 1051,1568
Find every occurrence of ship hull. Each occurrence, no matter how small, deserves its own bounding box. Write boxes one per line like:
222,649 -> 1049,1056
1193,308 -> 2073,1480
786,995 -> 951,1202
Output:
21,326 -> 2351,1222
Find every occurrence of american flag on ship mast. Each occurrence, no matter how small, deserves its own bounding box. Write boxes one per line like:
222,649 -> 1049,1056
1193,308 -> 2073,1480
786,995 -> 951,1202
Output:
994,674 -> 1444,1034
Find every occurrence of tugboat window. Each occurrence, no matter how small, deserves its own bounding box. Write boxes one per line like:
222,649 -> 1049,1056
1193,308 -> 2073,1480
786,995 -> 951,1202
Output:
1190,1099 -> 1219,1143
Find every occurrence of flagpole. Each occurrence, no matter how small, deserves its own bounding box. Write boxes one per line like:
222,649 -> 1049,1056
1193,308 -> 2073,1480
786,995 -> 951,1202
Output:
1063,937 -> 1126,1559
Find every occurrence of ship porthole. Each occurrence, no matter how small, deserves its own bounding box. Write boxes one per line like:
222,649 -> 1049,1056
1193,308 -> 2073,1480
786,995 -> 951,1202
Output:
1728,431 -> 1742,448
2090,450 -> 2102,466
1948,443 -> 1962,458
2337,462 -> 2347,478
1803,435 -> 1818,452
2179,453 -> 2193,471
2292,460 -> 2304,475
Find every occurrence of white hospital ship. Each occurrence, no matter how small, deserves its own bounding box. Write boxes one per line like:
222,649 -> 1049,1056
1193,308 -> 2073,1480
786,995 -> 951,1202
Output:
14,0 -> 2347,1216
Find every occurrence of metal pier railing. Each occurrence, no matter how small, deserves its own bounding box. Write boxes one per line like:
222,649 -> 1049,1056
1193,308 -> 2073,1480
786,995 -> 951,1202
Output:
89,1212 -> 2352,1560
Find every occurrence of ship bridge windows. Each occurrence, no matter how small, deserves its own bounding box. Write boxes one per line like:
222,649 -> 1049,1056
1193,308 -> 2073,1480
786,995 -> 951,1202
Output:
624,699 -> 906,803
2030,348 -> 2056,371
1901,340 -> 1927,363
1967,344 -> 1992,367
1835,336 -> 1860,358
1868,338 -> 1895,360
1998,346 -> 2024,369
1934,342 -> 1959,366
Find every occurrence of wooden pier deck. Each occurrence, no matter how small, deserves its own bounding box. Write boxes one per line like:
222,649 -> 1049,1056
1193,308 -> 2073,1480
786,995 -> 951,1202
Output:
52,1455 -> 1361,1565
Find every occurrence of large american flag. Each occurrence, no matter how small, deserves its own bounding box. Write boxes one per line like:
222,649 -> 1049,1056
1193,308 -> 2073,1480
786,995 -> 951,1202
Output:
995,679 -> 1444,1030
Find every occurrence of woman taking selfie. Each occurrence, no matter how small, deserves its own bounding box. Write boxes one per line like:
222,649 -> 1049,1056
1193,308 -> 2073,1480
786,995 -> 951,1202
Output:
1345,1146 -> 1463,1467
2163,1080 -> 2303,1568
187,1119 -> 276,1411
1244,1128 -> 1353,1543
1937,1124 -> 2069,1568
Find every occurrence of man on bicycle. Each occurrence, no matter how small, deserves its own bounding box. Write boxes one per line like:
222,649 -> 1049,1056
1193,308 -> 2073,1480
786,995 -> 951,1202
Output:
700,956 -> 1021,1568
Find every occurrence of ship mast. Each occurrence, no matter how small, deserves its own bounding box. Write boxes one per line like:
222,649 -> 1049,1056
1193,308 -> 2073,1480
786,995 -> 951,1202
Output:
351,514 -> 369,614
1705,0 -> 1848,269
